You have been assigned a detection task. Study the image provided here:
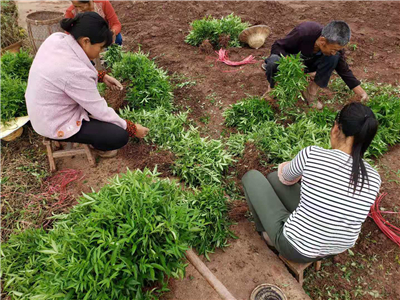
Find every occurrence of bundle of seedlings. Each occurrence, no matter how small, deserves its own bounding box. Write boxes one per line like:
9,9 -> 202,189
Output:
250,119 -> 331,163
1,74 -> 28,125
102,43 -> 123,69
120,106 -> 190,148
0,0 -> 25,48
185,186 -> 236,260
270,53 -> 309,110
172,128 -> 234,187
185,13 -> 250,48
223,96 -> 275,133
2,168 -> 234,300
112,51 -> 173,111
1,50 -> 33,125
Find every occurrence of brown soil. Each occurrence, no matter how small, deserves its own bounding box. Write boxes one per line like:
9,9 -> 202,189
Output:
199,39 -> 214,55
218,34 -> 231,49
104,82 -> 129,111
57,140 -> 175,198
163,220 -> 311,300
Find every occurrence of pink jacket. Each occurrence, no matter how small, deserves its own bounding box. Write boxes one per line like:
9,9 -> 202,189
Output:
25,33 -> 126,140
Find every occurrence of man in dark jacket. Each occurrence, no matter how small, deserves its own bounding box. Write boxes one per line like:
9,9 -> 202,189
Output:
263,21 -> 368,109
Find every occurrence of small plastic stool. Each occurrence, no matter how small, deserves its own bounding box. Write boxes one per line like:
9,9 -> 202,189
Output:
279,254 -> 322,285
43,138 -> 95,172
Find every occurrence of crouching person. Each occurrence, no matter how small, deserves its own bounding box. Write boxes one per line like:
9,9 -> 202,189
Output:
25,12 -> 148,157
66,0 -> 123,45
263,21 -> 368,109
242,103 -> 381,263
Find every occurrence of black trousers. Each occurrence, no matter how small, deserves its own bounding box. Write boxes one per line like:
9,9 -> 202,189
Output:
63,119 -> 129,151
264,53 -> 340,89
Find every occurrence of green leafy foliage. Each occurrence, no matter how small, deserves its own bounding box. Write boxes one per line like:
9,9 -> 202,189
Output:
251,119 -> 330,163
185,14 -> 250,48
120,107 -> 189,148
1,50 -> 32,125
368,94 -> 400,144
121,107 -> 233,187
223,96 -> 275,132
103,44 -> 123,69
271,53 -> 309,109
2,168 -> 234,299
296,107 -> 337,127
186,186 -> 235,260
226,133 -> 250,157
112,51 -> 173,111
97,82 -> 106,96
1,74 -> 27,125
2,169 -> 193,299
1,50 -> 33,80
173,129 -> 234,186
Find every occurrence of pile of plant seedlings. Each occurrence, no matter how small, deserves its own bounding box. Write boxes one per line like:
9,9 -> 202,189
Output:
185,13 -> 250,48
1,50 -> 33,125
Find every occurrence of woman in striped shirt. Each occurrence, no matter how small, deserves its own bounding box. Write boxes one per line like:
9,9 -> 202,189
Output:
242,102 -> 381,262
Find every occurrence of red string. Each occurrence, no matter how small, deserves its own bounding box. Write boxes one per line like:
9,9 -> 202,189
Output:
215,49 -> 257,66
369,193 -> 400,246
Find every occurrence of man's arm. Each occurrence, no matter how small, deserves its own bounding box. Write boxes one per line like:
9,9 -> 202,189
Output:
336,51 -> 368,101
271,26 -> 301,56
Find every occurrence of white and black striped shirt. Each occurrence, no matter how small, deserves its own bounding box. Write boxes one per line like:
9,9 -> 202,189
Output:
282,146 -> 381,258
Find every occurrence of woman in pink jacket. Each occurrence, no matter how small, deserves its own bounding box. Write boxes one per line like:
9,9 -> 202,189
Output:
25,12 -> 148,157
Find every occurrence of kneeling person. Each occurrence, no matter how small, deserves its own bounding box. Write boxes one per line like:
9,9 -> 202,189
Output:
263,21 -> 368,109
66,0 -> 123,45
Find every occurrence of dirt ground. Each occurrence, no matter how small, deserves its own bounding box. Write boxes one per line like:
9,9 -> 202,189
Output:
163,220 -> 311,300
3,1 -> 399,299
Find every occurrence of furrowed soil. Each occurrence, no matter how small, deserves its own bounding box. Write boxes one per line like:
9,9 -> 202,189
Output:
2,1 -> 399,299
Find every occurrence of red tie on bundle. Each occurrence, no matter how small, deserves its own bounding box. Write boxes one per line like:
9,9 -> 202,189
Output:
215,49 -> 257,66
369,193 -> 400,246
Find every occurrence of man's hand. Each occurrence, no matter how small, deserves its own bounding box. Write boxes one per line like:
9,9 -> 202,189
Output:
103,74 -> 123,91
352,85 -> 369,102
134,124 -> 149,138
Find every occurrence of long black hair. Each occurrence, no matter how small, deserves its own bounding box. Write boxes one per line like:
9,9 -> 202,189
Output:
335,102 -> 378,193
60,12 -> 113,47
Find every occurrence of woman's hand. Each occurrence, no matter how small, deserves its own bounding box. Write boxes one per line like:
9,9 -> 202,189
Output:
134,124 -> 149,138
125,120 -> 149,138
103,74 -> 123,91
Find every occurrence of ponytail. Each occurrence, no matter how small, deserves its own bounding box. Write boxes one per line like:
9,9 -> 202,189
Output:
336,103 -> 378,193
60,12 -> 113,47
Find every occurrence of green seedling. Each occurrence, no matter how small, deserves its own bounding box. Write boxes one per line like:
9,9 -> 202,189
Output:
223,96 -> 275,133
113,51 -> 173,111
185,13 -> 250,48
271,53 -> 309,109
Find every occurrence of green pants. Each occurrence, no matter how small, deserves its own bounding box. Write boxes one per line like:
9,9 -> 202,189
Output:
242,170 -> 319,263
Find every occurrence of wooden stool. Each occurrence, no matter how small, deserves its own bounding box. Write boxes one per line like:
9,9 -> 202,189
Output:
43,138 -> 96,172
279,254 -> 322,286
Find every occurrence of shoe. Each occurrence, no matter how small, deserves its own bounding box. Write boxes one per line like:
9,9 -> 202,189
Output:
261,231 -> 274,246
93,149 -> 118,158
261,62 -> 267,71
